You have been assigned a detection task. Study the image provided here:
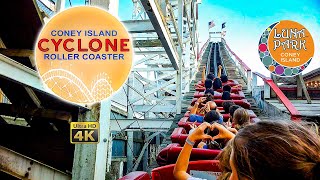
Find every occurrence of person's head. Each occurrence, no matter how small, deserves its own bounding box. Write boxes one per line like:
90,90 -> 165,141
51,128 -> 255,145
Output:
223,85 -> 232,92
227,121 -> 320,180
229,105 -> 241,120
232,108 -> 250,130
222,101 -> 235,114
217,142 -> 232,178
206,73 -> 215,81
204,110 -> 222,124
204,79 -> 213,89
212,78 -> 222,90
204,89 -> 215,97
221,75 -> 228,83
204,93 -> 214,102
222,91 -> 231,100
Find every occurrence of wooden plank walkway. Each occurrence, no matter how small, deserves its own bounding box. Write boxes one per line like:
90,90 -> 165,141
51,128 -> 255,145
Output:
266,99 -> 320,117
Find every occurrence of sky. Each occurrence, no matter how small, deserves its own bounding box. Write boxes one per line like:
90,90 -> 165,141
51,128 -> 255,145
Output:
65,0 -> 320,76
196,0 -> 320,76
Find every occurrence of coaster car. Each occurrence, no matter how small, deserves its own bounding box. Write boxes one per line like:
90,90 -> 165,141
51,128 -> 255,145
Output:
156,143 -> 221,166
197,79 -> 239,86
178,117 -> 260,132
152,160 -> 221,180
190,99 -> 251,109
195,87 -> 242,93
193,91 -> 245,99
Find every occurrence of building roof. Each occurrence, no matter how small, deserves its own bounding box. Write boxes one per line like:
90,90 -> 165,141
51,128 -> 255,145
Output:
303,67 -> 320,81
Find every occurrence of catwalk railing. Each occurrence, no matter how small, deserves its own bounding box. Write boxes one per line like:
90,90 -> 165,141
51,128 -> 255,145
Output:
197,38 -> 210,61
221,38 -> 252,92
252,72 -> 301,121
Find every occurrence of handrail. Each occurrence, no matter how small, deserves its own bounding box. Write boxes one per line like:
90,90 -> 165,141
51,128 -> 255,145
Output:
220,39 -> 251,92
197,38 -> 210,61
221,38 -> 251,71
206,43 -> 213,76
218,42 -> 227,76
213,43 -> 217,76
252,72 -> 301,121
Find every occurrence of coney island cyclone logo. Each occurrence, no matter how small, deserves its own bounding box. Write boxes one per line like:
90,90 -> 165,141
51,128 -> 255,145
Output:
258,20 -> 314,77
35,6 -> 133,104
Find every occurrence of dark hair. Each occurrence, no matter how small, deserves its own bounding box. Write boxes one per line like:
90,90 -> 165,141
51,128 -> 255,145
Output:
221,75 -> 228,83
233,108 -> 250,130
203,110 -> 220,124
222,91 -> 231,100
212,78 -> 222,90
230,121 -> 320,180
206,73 -> 215,80
204,79 -> 213,89
203,94 -> 214,104
222,85 -> 231,92
204,89 -> 215,96
222,101 -> 235,114
229,105 -> 241,120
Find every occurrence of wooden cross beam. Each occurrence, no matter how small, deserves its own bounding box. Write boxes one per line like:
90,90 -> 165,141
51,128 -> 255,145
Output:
0,48 -> 33,57
0,103 -> 72,121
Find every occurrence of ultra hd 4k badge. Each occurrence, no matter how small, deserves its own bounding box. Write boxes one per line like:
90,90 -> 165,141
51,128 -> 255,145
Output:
258,20 -> 314,77
35,6 -> 133,104
70,122 -> 99,144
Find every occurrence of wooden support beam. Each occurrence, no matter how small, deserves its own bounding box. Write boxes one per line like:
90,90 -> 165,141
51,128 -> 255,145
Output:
0,146 -> 70,180
140,0 -> 180,69
134,39 -> 163,47
72,106 -> 99,180
296,76 -> 303,98
0,103 -> 71,121
271,74 -> 278,98
133,104 -> 175,112
123,20 -> 155,33
24,87 -> 42,108
94,100 -> 112,179
110,118 -> 173,131
0,48 -> 33,57
298,74 -> 311,104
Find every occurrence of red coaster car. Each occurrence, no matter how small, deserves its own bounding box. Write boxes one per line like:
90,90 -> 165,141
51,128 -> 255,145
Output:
184,110 -> 257,118
178,117 -> 260,132
195,87 -> 242,93
156,143 -> 221,166
197,79 -> 239,86
194,91 -> 245,99
152,160 -> 221,180
119,171 -> 150,180
170,127 -> 189,146
190,99 -> 251,109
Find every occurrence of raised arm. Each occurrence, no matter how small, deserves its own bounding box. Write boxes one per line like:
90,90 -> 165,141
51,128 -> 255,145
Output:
218,65 -> 222,78
173,122 -> 214,180
202,66 -> 206,82
190,97 -> 206,114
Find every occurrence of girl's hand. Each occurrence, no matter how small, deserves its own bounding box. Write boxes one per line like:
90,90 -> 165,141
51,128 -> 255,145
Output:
188,122 -> 214,142
197,142 -> 207,149
211,123 -> 235,141
224,120 -> 232,128
197,97 -> 206,103
218,65 -> 222,69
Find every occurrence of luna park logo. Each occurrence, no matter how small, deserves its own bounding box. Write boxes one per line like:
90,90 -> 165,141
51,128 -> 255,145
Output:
258,20 -> 314,77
